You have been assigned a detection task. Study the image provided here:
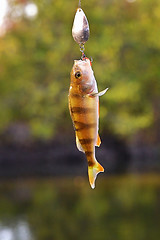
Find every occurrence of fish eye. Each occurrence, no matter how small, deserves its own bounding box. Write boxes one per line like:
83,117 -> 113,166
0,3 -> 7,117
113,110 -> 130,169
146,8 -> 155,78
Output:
75,71 -> 81,79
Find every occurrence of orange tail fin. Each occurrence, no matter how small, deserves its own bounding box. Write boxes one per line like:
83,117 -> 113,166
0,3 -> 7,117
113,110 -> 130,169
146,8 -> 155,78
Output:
88,160 -> 104,189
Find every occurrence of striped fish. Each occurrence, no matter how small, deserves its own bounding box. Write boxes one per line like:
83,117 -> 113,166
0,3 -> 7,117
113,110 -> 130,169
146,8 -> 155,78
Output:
68,58 -> 108,189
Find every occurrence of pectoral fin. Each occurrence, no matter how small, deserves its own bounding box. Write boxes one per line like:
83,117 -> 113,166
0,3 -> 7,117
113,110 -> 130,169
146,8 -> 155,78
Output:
90,88 -> 109,97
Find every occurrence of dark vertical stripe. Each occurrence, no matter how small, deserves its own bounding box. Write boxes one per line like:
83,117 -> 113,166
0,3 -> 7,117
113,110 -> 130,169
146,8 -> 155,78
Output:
88,160 -> 94,167
85,151 -> 93,157
79,138 -> 94,145
74,121 -> 96,131
71,107 -> 94,114
69,93 -> 81,98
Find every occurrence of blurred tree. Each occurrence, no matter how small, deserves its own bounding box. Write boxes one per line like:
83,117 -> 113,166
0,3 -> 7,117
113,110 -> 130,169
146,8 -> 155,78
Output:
0,0 -> 159,143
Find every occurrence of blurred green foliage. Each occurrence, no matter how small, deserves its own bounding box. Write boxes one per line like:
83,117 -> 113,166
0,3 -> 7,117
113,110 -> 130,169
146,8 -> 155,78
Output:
0,0 -> 159,140
0,176 -> 160,240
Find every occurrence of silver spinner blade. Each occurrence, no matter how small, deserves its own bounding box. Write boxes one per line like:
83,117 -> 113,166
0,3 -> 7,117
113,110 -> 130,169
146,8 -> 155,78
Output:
72,8 -> 90,45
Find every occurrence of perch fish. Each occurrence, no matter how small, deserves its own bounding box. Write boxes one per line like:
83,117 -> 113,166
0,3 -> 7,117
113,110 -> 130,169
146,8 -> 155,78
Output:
68,58 -> 108,189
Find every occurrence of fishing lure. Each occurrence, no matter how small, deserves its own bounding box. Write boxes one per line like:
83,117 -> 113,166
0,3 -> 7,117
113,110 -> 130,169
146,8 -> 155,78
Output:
72,0 -> 89,53
72,7 -> 90,45
69,1 -> 108,188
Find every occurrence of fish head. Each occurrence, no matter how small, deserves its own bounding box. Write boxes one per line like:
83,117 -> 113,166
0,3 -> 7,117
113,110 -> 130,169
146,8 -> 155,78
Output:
71,58 -> 97,94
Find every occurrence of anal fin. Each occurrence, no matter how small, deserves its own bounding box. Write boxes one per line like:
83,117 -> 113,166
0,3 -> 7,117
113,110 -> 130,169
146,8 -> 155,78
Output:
76,134 -> 84,153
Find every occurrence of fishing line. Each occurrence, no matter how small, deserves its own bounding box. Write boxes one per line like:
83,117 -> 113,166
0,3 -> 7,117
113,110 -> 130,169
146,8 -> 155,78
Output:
78,0 -> 81,8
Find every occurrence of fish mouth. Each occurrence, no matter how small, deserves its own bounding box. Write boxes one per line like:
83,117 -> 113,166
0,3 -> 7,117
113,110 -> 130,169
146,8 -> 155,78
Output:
74,58 -> 90,69
74,58 -> 90,64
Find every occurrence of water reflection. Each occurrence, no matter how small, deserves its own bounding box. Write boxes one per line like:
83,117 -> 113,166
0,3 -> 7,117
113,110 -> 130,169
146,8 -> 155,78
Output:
0,175 -> 159,240
0,220 -> 33,240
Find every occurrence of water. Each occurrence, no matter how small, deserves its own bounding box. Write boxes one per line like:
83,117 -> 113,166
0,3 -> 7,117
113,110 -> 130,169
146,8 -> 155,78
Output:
0,175 -> 159,240
0,220 -> 32,240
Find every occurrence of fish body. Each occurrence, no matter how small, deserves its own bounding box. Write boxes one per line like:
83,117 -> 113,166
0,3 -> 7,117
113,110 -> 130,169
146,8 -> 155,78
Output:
72,8 -> 90,45
68,58 -> 108,188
